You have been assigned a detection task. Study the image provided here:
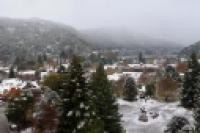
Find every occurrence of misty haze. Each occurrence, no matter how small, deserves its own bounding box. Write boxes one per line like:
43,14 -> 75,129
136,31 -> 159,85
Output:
0,0 -> 200,133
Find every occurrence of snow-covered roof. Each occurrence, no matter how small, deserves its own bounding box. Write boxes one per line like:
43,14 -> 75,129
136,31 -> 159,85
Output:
0,66 -> 9,71
104,64 -> 118,70
0,78 -> 26,94
0,66 -> 16,73
0,78 -> 40,94
107,73 -> 123,81
40,72 -> 49,81
128,64 -> 159,69
179,73 -> 185,76
18,70 -> 35,75
167,64 -> 177,68
107,72 -> 142,82
45,65 -> 56,72
62,63 -> 69,69
181,58 -> 188,62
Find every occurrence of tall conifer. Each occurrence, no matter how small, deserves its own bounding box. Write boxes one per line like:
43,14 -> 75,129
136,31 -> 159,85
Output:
123,77 -> 137,101
181,52 -> 200,108
56,56 -> 103,133
90,64 -> 123,133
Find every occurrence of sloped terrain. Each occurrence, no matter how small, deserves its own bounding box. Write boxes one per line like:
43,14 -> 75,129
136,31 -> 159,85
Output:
179,41 -> 200,57
0,17 -> 90,62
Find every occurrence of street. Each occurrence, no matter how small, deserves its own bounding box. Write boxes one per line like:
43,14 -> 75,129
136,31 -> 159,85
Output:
0,103 -> 10,133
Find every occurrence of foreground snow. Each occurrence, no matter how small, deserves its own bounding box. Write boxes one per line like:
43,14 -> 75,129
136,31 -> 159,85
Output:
21,128 -> 32,133
118,99 -> 193,133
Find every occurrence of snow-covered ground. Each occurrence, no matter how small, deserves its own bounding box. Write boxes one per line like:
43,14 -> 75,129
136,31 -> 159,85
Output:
118,99 -> 194,133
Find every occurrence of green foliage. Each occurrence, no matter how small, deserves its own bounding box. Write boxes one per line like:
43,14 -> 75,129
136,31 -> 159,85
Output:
90,64 -> 123,133
165,116 -> 190,133
145,82 -> 155,97
43,73 -> 62,94
181,52 -> 200,108
194,77 -> 200,133
165,65 -> 181,82
6,90 -> 34,131
123,77 -> 137,101
194,100 -> 200,133
56,56 -> 103,133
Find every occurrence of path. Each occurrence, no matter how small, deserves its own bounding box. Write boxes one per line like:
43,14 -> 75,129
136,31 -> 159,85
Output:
0,103 -> 10,133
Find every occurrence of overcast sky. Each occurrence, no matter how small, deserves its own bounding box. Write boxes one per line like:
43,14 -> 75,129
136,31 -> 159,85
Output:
0,0 -> 200,45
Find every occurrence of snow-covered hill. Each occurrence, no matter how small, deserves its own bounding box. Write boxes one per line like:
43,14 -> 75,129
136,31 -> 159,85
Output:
0,17 -> 90,62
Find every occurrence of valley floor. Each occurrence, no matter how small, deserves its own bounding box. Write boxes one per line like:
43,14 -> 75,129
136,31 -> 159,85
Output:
118,99 -> 194,133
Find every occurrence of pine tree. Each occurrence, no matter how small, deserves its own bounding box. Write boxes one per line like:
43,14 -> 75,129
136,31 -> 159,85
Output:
56,56 -> 103,133
181,52 -> 200,108
37,54 -> 43,65
90,64 -> 123,133
123,77 -> 137,101
194,75 -> 200,133
165,65 -> 181,82
8,66 -> 15,78
138,52 -> 145,64
145,81 -> 155,97
195,99 -> 200,132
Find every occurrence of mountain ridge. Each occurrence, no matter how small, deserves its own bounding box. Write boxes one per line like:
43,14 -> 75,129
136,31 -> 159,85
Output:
80,28 -> 182,49
0,17 -> 90,62
179,41 -> 200,57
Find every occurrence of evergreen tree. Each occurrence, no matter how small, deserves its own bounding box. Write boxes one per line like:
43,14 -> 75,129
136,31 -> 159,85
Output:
37,54 -> 43,65
123,77 -> 137,101
43,73 -> 61,93
8,66 -> 15,78
57,65 -> 66,73
181,52 -> 200,108
43,53 -> 47,61
34,70 -> 41,81
138,52 -> 145,64
195,98 -> 200,133
145,81 -> 155,97
90,64 -> 123,133
165,65 -> 181,82
194,76 -> 200,133
56,56 -> 103,133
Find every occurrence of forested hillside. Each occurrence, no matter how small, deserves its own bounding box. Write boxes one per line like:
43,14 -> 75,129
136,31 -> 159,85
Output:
179,41 -> 200,57
0,17 -> 90,62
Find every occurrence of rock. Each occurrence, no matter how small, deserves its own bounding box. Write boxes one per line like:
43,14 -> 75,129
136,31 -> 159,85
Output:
138,112 -> 148,122
150,112 -> 159,119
